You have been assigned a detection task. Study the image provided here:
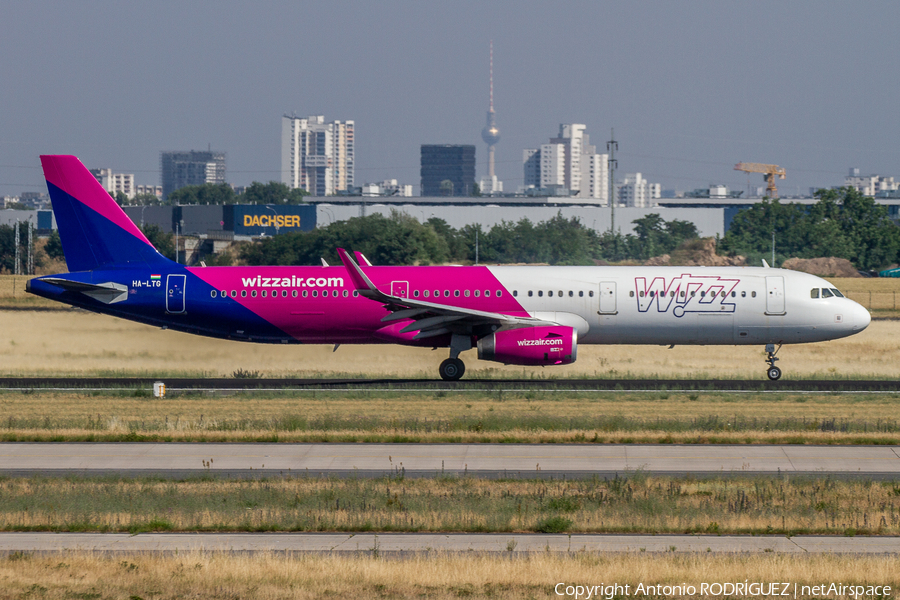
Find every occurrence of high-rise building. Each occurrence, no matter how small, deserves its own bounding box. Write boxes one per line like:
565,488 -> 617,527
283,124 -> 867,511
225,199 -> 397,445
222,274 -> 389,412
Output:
281,115 -> 355,197
479,41 -> 502,195
523,124 -> 608,202
617,173 -> 660,208
90,168 -> 135,200
160,150 -> 226,200
420,145 -> 476,196
845,168 -> 898,196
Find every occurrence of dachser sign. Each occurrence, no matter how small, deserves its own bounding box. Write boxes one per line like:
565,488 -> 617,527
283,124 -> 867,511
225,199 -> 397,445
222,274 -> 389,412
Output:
243,214 -> 302,228
231,205 -> 316,235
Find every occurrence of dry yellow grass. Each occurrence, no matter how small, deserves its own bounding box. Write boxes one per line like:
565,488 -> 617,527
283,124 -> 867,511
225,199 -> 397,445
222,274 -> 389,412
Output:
1,308 -> 898,379
4,390 -> 900,444
0,552 -> 897,599
1,475 -> 898,535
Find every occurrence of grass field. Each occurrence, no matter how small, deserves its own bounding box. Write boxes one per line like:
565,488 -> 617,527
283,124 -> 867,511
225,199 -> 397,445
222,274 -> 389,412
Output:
0,473 -> 898,536
0,552 -> 897,599
0,307 -> 897,380
5,390 -> 900,444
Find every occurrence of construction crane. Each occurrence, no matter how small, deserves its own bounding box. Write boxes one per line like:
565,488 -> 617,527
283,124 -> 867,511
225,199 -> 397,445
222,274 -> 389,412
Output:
734,162 -> 786,198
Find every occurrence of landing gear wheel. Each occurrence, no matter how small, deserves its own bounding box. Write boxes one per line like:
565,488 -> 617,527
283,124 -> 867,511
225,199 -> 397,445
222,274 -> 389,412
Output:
439,358 -> 465,381
767,366 -> 782,381
764,343 -> 783,381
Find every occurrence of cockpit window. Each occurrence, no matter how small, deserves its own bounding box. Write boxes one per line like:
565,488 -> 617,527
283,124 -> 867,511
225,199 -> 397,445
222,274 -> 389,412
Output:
821,288 -> 834,298
831,288 -> 844,298
810,288 -> 819,299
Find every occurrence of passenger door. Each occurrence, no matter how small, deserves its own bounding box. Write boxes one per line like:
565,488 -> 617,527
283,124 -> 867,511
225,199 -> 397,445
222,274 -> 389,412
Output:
598,282 -> 617,314
765,276 -> 785,315
166,274 -> 186,314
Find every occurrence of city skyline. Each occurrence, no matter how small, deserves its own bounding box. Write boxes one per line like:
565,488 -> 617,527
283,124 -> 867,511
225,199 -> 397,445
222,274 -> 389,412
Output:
2,1 -> 898,198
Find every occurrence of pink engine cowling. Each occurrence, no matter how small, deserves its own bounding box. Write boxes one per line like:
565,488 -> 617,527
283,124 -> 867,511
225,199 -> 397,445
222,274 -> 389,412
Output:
476,326 -> 577,366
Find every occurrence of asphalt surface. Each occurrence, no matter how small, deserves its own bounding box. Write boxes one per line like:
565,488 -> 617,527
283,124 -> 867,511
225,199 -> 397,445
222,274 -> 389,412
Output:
4,443 -> 900,479
0,532 -> 898,554
1,376 -> 900,392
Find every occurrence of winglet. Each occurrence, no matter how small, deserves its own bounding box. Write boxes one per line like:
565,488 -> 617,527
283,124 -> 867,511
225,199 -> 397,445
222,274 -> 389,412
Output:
337,248 -> 381,298
762,259 -> 771,268
354,251 -> 373,267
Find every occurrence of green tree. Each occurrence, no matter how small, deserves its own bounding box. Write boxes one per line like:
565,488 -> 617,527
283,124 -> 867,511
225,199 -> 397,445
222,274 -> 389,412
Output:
140,224 -> 176,261
240,181 -> 308,205
44,230 -> 64,260
167,183 -> 236,205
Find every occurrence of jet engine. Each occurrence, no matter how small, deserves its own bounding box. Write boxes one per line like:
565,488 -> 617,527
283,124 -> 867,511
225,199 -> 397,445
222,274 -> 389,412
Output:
477,325 -> 577,366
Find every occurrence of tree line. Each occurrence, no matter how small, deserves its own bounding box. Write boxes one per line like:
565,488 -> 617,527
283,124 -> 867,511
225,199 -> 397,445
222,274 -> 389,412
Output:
115,181 -> 309,206
239,212 -> 700,267
719,187 -> 900,270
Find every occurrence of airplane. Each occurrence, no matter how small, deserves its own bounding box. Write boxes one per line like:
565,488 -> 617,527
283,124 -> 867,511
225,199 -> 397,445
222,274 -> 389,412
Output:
27,155 -> 871,381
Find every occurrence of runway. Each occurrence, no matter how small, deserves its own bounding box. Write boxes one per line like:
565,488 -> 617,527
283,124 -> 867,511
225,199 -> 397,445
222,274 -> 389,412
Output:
2,376 -> 900,392
4,443 -> 900,478
1,532 -> 899,554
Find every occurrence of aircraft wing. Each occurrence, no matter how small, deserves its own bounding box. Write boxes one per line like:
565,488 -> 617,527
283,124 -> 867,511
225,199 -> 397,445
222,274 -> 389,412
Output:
337,248 -> 551,339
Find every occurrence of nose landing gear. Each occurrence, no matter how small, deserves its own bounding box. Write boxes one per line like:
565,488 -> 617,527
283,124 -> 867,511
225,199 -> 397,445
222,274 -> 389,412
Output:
765,343 -> 782,380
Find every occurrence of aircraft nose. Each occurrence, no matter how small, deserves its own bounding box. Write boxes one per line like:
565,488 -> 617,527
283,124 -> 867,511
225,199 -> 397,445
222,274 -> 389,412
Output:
847,300 -> 871,332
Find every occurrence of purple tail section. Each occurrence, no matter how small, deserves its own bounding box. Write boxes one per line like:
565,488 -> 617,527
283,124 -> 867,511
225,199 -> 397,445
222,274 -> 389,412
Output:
40,155 -> 170,272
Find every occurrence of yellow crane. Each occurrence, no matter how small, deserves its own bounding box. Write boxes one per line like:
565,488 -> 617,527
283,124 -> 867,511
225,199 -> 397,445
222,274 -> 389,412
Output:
734,162 -> 786,198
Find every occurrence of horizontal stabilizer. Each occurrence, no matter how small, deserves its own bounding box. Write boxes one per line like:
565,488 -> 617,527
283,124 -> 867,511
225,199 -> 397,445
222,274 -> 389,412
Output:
41,278 -> 128,304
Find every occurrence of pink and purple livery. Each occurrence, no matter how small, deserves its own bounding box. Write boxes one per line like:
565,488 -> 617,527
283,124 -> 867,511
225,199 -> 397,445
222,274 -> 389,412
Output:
28,156 -> 871,380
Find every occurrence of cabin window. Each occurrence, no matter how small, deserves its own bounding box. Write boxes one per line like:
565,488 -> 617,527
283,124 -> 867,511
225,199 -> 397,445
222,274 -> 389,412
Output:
538,291 -> 543,297
353,291 -> 359,297
589,291 -> 594,297
423,290 -> 429,298
485,290 -> 492,297
680,291 -> 686,298
741,291 -> 746,297
568,291 -> 573,297
210,291 -> 216,298
312,290 -> 318,298
342,290 -> 348,297
831,288 -> 844,298
290,290 -> 296,298
262,290 -> 267,298
558,290 -> 563,297
811,289 -> 819,299
332,290 -> 338,297
475,290 -> 481,297
251,290 -> 257,298
496,290 -> 502,297
465,290 -> 471,297
512,290 -> 517,297
241,290 -> 247,298
548,291 -> 554,297
821,288 -> 834,298
527,291 -> 533,297
230,290 -> 237,298
691,292 -> 696,297
731,291 -> 736,297
579,291 -> 584,297
443,290 -> 450,297
629,291 -> 635,297
639,291 -> 645,297
751,291 -> 756,298
700,291 -> 706,297
413,290 -> 419,297
454,290 -> 460,297
434,290 -> 440,297
302,290 -> 308,298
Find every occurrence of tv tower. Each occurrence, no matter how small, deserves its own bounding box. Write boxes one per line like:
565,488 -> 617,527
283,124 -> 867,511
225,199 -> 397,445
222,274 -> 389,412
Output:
480,41 -> 502,194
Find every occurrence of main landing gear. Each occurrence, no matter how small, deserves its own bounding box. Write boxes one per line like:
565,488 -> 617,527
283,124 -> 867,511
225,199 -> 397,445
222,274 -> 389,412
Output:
439,334 -> 473,381
765,343 -> 782,381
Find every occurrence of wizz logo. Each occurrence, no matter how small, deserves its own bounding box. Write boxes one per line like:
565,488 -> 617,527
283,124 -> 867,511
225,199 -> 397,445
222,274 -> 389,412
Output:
635,275 -> 740,318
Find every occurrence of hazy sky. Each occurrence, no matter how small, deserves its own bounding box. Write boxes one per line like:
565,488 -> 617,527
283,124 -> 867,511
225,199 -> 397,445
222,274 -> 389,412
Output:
3,1 -> 898,198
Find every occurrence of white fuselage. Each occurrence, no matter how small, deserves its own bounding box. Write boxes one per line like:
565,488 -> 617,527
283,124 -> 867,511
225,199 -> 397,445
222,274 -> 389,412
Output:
488,266 -> 870,346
